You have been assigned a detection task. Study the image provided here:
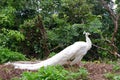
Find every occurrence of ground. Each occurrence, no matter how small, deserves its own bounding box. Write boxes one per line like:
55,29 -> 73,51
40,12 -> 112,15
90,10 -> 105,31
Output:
0,61 -> 119,80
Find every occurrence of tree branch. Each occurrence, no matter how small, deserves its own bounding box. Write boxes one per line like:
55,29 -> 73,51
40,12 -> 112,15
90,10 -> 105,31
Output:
92,44 -> 120,57
92,44 -> 112,54
100,0 -> 119,43
50,44 -> 64,52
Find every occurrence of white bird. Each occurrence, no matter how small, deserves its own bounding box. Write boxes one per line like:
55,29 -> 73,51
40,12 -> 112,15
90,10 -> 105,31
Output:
70,31 -> 92,65
9,31 -> 92,70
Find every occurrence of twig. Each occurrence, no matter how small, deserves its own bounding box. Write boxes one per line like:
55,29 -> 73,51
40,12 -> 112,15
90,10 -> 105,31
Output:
50,44 -> 64,52
92,44 -> 120,58
105,39 -> 118,51
92,44 -> 113,54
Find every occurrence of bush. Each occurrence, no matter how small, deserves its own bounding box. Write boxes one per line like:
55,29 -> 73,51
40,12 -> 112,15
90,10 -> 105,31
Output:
19,17 -> 47,58
14,66 -> 89,80
0,47 -> 27,64
0,6 -> 15,28
0,28 -> 25,51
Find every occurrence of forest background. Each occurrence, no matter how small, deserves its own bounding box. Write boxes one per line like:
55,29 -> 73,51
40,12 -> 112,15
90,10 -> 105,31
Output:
0,0 -> 120,63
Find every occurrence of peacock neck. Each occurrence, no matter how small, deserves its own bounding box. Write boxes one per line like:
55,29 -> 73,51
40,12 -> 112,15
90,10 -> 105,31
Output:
85,35 -> 92,50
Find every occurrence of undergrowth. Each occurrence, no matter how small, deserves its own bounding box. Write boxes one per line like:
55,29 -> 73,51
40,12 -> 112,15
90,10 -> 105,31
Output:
104,72 -> 120,80
12,65 -> 89,80
104,60 -> 120,80
0,47 -> 27,64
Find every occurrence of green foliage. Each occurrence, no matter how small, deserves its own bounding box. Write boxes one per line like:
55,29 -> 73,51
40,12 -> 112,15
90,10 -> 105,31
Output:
72,16 -> 102,33
104,73 -> 120,80
21,66 -> 69,80
0,0 -> 119,60
113,64 -> 120,72
47,22 -> 79,47
0,6 -> 15,28
104,73 -> 115,80
78,67 -> 89,79
0,47 -> 27,64
1,28 -> 25,41
60,0 -> 93,23
0,28 -> 25,51
113,76 -> 120,80
19,18 -> 44,57
48,52 -> 56,57
14,66 -> 88,80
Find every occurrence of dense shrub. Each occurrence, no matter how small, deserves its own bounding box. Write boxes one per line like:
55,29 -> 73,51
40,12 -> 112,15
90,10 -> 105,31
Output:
0,47 -> 27,64
0,28 -> 25,51
0,6 -> 15,28
19,17 -> 47,58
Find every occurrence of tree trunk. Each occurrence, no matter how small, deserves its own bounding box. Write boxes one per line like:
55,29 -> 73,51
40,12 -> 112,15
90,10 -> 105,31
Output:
36,15 -> 50,57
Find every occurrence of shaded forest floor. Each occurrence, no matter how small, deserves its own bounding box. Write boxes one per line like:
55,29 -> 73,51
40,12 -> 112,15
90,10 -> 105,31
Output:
0,61 -> 120,80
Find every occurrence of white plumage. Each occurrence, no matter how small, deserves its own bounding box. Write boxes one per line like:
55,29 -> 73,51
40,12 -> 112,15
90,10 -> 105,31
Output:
9,31 -> 92,70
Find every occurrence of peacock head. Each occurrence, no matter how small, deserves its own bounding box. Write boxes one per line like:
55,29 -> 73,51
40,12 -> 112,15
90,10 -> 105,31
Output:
83,31 -> 91,36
